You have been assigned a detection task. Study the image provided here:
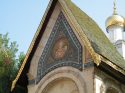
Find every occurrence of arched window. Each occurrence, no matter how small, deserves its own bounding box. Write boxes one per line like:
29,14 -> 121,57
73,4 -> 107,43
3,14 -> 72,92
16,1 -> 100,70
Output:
106,87 -> 119,93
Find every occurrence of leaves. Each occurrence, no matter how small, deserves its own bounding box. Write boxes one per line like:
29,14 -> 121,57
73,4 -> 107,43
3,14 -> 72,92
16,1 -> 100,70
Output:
0,33 -> 25,93
18,52 -> 25,65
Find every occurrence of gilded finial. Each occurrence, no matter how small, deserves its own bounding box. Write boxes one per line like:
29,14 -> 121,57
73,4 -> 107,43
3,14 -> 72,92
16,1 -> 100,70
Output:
113,0 -> 117,15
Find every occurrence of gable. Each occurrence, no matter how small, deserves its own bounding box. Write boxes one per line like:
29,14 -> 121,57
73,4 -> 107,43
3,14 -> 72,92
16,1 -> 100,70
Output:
36,12 -> 82,83
11,0 -> 125,91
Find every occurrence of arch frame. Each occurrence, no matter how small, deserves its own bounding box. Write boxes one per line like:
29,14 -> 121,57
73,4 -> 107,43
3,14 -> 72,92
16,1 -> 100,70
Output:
36,66 -> 86,93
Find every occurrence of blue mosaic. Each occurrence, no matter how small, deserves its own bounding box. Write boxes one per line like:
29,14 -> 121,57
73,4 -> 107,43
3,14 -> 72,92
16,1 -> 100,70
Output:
36,12 -> 82,83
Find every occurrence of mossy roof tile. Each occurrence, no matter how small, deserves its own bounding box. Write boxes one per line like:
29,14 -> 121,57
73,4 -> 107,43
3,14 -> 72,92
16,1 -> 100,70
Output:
65,0 -> 125,70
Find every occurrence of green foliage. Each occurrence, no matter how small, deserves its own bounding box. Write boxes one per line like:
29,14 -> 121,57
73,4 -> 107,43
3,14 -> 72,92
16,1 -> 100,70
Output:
18,52 -> 25,68
0,33 -> 25,93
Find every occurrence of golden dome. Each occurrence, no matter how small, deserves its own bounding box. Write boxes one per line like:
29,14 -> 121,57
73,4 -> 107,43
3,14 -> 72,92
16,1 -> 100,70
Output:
106,14 -> 125,28
106,0 -> 125,28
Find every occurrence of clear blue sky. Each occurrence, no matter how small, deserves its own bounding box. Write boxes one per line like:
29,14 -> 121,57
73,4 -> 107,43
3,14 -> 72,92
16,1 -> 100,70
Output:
0,0 -> 125,54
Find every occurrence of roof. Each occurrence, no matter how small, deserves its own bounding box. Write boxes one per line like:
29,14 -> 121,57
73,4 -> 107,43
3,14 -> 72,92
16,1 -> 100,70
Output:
11,0 -> 125,91
64,0 -> 125,70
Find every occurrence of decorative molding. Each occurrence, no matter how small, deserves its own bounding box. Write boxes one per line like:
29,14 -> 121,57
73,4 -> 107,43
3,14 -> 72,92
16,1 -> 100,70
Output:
35,67 -> 86,93
36,12 -> 82,83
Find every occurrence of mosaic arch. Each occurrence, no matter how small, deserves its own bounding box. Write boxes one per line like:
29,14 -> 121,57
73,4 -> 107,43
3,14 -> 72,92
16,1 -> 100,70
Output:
36,12 -> 82,83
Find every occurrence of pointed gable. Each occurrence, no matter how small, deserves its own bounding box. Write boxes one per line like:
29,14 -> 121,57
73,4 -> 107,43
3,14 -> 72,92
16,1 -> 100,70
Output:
36,12 -> 82,83
11,0 -> 125,91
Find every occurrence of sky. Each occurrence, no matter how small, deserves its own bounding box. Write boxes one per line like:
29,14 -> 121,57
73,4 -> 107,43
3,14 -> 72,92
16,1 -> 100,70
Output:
0,0 -> 125,54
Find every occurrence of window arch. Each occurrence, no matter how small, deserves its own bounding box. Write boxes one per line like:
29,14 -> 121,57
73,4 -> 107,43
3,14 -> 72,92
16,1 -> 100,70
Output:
106,87 -> 119,93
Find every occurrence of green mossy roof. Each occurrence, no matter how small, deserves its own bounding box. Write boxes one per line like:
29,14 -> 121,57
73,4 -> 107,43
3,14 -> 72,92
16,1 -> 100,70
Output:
65,0 -> 125,70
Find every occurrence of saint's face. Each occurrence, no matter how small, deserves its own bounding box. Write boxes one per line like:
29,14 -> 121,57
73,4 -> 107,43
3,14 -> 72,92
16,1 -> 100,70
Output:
52,37 -> 69,60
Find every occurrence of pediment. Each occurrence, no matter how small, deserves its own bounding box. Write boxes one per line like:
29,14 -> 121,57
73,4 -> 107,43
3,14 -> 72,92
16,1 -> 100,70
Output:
11,0 -> 104,91
36,12 -> 82,83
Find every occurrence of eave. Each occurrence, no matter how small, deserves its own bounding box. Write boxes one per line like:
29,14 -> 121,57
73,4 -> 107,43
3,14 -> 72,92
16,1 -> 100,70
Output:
11,0 -> 58,91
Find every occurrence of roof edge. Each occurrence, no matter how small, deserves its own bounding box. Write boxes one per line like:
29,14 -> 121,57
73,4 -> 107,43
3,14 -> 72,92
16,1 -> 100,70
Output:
101,56 -> 125,75
11,0 -> 55,91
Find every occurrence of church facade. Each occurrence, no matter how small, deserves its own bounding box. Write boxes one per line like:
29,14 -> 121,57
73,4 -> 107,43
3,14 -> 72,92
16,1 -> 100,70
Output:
11,0 -> 125,93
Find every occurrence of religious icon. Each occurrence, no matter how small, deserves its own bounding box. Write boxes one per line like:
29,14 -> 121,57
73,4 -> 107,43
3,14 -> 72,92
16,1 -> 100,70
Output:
52,37 -> 69,60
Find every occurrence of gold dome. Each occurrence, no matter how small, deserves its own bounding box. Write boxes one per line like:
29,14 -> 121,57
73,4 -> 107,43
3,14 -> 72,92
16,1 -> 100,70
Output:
106,14 -> 125,28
